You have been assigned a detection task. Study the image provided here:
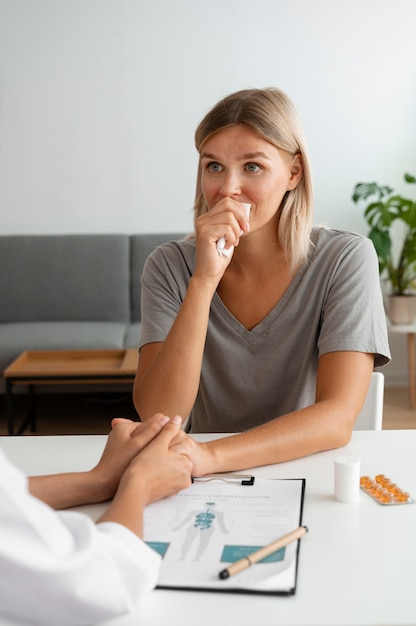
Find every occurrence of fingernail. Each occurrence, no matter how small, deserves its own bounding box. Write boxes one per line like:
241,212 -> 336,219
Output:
171,415 -> 182,425
160,416 -> 170,425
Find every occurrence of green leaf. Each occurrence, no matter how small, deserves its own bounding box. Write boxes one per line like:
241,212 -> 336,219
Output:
364,201 -> 398,228
402,234 -> 416,263
368,228 -> 391,262
400,203 -> 416,228
352,182 -> 393,203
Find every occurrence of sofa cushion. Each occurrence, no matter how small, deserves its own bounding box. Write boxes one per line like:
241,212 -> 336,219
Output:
124,322 -> 141,349
0,235 -> 130,322
0,321 -> 127,372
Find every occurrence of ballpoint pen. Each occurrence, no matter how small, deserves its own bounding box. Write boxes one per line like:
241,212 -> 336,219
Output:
219,525 -> 308,580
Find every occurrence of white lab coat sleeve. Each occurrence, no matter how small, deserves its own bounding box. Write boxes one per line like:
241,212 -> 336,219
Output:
0,449 -> 161,626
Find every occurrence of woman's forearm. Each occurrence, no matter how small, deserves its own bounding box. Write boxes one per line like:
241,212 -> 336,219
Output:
134,275 -> 215,421
198,400 -> 353,474
29,469 -> 110,510
97,484 -> 147,537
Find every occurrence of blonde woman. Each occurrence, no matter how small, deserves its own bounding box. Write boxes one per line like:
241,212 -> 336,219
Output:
134,88 -> 390,475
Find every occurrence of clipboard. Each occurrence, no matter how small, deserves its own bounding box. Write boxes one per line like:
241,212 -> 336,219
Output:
143,477 -> 306,595
192,473 -> 255,485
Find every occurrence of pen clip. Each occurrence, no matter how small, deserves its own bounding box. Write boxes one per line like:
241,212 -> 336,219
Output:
192,473 -> 255,486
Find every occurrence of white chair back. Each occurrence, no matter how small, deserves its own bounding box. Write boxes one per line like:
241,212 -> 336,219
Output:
354,372 -> 384,431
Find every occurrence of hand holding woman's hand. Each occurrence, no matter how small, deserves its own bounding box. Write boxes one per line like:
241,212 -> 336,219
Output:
168,429 -> 213,477
118,416 -> 193,505
92,414 -> 174,501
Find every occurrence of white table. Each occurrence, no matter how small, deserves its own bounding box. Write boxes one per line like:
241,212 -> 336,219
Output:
2,431 -> 416,626
388,323 -> 416,408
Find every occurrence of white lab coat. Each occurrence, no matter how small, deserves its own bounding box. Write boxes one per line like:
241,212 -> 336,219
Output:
0,448 -> 161,626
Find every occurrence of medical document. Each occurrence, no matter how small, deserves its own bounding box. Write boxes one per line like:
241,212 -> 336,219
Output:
143,477 -> 305,594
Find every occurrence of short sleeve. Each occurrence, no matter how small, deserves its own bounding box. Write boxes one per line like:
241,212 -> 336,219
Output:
316,234 -> 390,368
140,240 -> 195,348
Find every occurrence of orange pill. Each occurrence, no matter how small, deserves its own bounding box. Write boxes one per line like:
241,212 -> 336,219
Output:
361,474 -> 412,504
397,492 -> 410,502
371,486 -> 384,498
379,491 -> 394,503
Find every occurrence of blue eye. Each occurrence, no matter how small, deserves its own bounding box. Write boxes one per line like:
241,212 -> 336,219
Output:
207,162 -> 222,173
246,162 -> 261,172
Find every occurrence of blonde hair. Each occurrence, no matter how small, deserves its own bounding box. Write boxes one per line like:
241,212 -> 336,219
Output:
193,88 -> 314,269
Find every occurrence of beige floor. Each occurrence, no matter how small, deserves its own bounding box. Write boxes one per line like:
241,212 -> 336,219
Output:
382,386 -> 416,429
0,386 -> 415,435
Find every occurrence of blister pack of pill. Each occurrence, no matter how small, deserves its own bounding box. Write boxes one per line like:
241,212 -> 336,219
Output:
360,474 -> 414,505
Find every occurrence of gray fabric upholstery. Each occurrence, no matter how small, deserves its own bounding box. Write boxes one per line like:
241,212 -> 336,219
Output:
0,321 -> 127,372
124,322 -> 142,349
0,235 -> 130,322
0,233 -> 187,393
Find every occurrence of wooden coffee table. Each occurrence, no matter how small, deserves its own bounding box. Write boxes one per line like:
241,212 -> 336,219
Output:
3,349 -> 138,435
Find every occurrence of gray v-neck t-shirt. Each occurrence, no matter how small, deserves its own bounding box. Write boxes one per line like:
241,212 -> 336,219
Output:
139,227 -> 390,433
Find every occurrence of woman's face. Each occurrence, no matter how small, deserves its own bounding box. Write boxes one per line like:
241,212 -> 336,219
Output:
200,124 -> 302,228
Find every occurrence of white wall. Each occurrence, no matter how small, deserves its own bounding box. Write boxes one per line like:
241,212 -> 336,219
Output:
1,0 -> 416,384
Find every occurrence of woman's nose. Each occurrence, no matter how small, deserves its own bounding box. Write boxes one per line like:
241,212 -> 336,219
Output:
219,171 -> 242,197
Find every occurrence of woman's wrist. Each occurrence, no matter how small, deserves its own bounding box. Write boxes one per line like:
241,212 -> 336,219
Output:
191,441 -> 221,476
188,273 -> 219,300
97,478 -> 147,536
199,438 -> 246,475
86,466 -> 118,504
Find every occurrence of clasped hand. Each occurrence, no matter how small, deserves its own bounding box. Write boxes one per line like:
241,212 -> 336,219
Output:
95,414 -> 194,504
105,416 -> 209,486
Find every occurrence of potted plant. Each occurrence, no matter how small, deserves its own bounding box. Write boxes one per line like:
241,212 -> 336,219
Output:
352,172 -> 416,324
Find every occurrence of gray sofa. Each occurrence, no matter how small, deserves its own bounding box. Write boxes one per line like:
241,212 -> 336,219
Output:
0,233 -> 186,392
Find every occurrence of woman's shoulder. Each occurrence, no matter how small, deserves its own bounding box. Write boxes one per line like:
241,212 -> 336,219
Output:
306,226 -> 377,277
311,226 -> 373,254
144,235 -> 196,275
145,235 -> 195,258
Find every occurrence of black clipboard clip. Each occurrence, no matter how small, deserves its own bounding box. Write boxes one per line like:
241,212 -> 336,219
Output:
192,473 -> 255,486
